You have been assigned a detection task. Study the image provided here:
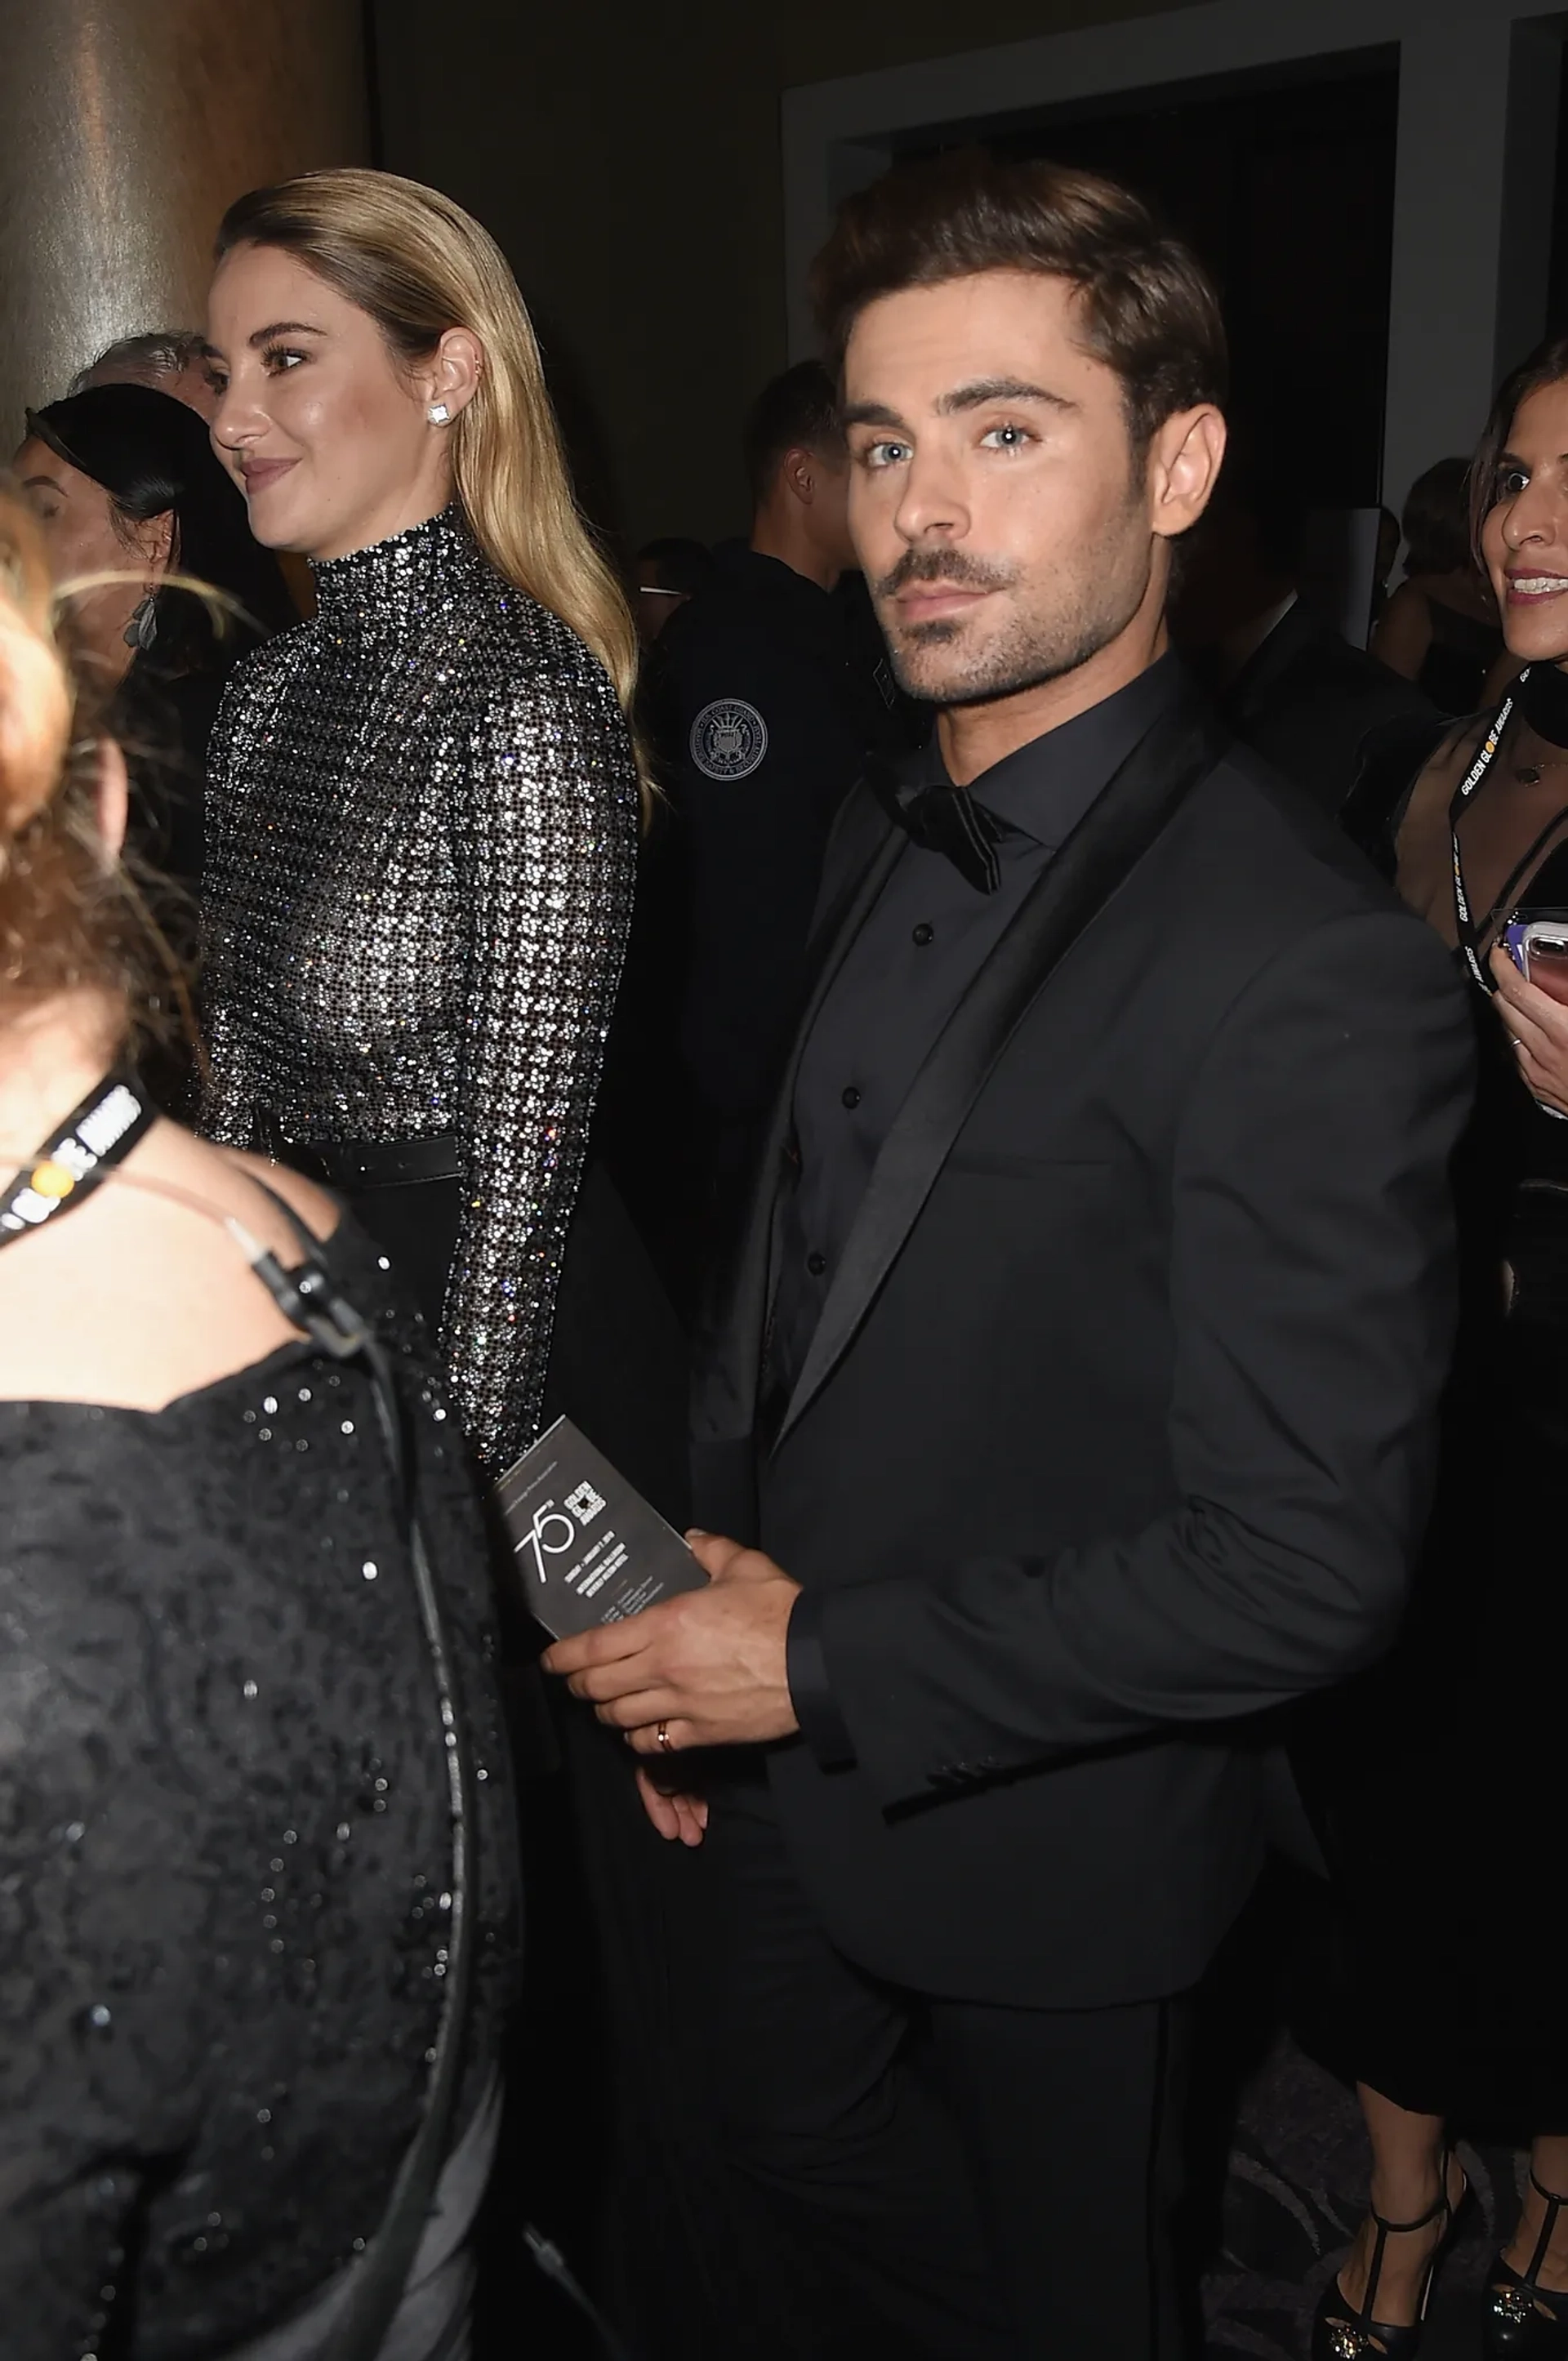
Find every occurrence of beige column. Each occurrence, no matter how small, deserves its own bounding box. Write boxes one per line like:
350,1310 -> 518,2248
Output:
0,0 -> 370,445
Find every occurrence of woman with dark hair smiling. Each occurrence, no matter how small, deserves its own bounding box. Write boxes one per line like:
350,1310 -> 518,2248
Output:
13,382 -> 294,883
1316,332 -> 1568,2360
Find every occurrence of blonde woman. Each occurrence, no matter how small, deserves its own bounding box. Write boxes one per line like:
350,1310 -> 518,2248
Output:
201,169 -> 644,1472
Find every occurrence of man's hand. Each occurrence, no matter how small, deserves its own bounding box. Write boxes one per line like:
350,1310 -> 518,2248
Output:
635,1765 -> 710,1846
541,1532 -> 801,1755
1490,945 -> 1568,1116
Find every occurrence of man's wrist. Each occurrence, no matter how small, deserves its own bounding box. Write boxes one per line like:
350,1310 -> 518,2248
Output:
785,1586 -> 858,1771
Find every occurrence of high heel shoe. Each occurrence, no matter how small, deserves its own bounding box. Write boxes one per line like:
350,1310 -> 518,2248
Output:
1483,2173 -> 1568,2355
1312,2158 -> 1468,2360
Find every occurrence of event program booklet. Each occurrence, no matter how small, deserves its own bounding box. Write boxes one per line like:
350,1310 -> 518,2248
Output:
496,1415 -> 707,1639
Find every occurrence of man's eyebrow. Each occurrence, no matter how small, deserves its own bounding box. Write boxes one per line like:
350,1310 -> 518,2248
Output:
840,399 -> 910,433
936,376 -> 1076,416
247,320 -> 327,348
22,473 -> 66,494
840,381 -> 1077,433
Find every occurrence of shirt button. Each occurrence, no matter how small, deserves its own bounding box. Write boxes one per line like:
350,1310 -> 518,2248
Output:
912,922 -> 935,947
840,1085 -> 862,1110
806,1251 -> 827,1277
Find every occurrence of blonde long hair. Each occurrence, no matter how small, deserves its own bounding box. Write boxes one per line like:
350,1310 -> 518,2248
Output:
216,168 -> 647,806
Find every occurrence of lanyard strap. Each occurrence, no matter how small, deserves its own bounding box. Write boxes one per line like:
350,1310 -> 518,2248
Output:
1449,684 -> 1521,990
0,1069 -> 156,1243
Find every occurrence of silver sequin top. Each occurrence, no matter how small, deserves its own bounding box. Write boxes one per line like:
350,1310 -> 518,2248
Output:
200,505 -> 639,1469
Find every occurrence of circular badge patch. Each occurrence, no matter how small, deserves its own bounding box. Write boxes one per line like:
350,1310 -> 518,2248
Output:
691,697 -> 768,782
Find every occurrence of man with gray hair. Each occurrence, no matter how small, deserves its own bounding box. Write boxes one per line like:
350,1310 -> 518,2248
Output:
70,329 -> 220,421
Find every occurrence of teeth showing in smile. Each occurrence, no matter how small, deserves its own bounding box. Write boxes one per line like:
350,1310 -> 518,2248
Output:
1512,576 -> 1568,595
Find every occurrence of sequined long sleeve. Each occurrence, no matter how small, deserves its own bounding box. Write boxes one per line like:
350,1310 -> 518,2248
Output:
197,509 -> 639,1472
198,678 -> 261,1149
445,666 -> 636,1468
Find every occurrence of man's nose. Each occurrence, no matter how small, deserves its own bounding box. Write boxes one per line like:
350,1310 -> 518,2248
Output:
892,451 -> 970,545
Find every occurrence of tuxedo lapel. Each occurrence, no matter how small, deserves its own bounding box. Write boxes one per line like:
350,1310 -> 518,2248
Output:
692,784 -> 905,1446
771,694 -> 1229,1452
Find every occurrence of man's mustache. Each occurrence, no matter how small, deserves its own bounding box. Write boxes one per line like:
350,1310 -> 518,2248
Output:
874,548 -> 1017,599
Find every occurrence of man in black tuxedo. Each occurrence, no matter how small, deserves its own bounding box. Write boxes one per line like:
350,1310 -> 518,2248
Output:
1176,442 -> 1444,841
546,152 -> 1472,2359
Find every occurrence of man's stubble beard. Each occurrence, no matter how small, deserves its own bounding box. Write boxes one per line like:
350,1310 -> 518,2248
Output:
876,482 -> 1155,710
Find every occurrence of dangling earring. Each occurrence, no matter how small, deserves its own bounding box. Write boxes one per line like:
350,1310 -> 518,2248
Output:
428,402 -> 452,425
123,591 -> 158,653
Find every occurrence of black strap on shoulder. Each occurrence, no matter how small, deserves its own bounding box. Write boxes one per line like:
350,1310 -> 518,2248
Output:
240,1181 -> 479,2361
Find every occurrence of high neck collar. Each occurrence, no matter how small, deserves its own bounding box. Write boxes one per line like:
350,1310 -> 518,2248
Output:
310,503 -> 486,632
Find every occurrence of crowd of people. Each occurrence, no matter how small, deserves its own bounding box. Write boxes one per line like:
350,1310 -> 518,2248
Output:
3,139 -> 1568,2361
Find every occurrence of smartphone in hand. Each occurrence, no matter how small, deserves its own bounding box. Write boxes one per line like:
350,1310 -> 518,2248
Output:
1503,913 -> 1568,1009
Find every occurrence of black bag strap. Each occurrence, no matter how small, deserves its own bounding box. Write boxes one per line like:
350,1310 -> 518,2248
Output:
243,1182 -> 479,2361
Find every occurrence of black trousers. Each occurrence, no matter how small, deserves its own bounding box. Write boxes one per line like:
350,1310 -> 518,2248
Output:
667,1768 -> 1196,2361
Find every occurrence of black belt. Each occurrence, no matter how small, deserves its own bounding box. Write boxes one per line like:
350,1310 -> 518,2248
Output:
265,1127 -> 463,1192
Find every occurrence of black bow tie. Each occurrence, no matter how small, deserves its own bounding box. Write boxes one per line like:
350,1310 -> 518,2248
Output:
870,761 -> 1007,894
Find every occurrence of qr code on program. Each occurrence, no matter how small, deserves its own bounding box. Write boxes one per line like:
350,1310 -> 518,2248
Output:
565,1481 -> 606,1528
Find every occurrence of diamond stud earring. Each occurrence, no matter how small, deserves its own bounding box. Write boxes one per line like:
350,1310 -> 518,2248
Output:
428,402 -> 452,425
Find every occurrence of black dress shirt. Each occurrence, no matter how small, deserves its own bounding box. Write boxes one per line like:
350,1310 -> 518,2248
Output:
768,655 -> 1185,1404
772,656 -> 1187,1764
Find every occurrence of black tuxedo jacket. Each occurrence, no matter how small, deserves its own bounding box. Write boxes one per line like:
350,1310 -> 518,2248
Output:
692,690 -> 1473,2009
1223,598 -> 1442,819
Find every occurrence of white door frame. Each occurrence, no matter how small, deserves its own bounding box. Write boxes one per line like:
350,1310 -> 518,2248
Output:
782,0 -> 1568,510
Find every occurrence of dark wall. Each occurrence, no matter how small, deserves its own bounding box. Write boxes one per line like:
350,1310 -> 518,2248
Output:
370,0 -> 1200,550
906,55 -> 1400,508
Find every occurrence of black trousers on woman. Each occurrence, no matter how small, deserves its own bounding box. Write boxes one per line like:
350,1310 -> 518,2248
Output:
661,1763 -> 1196,2361
331,1152 -> 732,2354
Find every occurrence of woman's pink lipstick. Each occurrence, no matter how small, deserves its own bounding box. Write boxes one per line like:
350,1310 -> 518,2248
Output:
240,457 -> 298,497
1505,569 -> 1568,605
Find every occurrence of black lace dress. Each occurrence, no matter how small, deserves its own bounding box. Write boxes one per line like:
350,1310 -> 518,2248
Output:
0,1218 -> 522,2360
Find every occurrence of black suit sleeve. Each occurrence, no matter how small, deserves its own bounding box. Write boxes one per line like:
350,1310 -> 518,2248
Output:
804,909 -> 1474,1802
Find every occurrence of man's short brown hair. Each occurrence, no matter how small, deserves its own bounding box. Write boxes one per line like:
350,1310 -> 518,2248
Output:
810,149 -> 1227,460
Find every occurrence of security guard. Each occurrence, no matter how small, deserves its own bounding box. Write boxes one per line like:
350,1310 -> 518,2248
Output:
652,361 -> 915,1241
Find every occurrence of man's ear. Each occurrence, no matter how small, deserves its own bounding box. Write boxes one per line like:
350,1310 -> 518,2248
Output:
780,445 -> 818,508
1148,406 -> 1227,543
95,736 -> 129,862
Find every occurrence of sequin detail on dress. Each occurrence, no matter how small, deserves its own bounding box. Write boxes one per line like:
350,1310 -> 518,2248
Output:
0,1222 -> 519,2359
200,506 -> 639,1468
